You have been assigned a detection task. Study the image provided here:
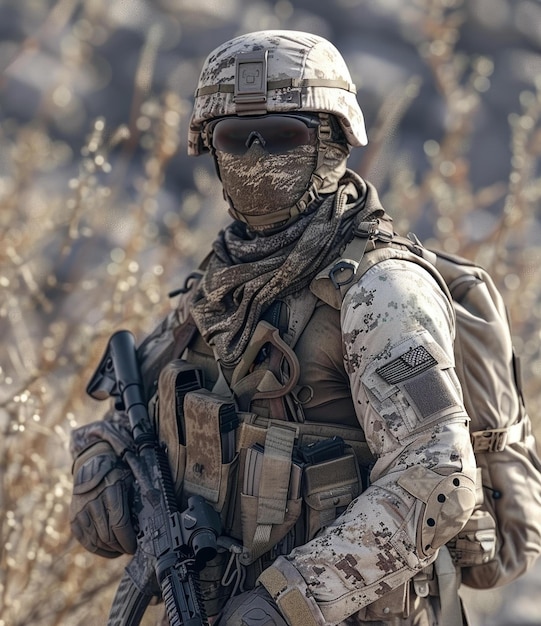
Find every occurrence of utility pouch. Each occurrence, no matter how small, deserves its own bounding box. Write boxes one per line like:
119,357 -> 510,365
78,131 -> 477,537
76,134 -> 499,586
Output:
238,423 -> 302,565
183,389 -> 240,515
303,451 -> 362,541
358,582 -> 411,621
446,467 -> 497,567
447,508 -> 497,567
155,359 -> 204,499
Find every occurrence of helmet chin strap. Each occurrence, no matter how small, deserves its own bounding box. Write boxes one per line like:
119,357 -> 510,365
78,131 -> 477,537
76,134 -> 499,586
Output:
212,114 -> 350,232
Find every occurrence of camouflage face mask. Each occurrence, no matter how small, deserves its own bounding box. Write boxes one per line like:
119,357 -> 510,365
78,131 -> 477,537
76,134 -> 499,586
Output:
215,142 -> 319,232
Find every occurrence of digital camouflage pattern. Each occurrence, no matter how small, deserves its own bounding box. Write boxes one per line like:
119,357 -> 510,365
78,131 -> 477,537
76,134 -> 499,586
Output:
259,259 -> 477,625
188,30 -> 368,156
215,142 -> 319,228
214,126 -> 350,228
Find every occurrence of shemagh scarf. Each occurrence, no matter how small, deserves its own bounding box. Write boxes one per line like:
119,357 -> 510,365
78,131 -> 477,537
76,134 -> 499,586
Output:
191,170 -> 381,367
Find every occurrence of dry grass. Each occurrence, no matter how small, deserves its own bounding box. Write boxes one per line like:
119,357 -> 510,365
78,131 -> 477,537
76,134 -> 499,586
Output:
361,0 -> 541,425
0,1 -> 539,624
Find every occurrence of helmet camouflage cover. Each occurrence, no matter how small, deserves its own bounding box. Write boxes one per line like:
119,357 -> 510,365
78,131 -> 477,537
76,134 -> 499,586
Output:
188,30 -> 368,155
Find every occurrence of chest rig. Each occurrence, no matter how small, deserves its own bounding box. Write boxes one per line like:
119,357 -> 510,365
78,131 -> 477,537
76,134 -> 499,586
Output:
148,268 -> 376,615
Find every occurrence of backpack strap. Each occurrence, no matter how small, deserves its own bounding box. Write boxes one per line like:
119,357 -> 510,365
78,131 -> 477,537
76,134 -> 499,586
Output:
470,420 -> 529,454
434,546 -> 464,626
328,217 -> 395,296
310,218 -> 451,311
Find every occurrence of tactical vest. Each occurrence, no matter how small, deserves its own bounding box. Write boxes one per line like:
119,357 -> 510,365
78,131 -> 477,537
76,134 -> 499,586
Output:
142,267 -> 381,616
142,212 -> 478,622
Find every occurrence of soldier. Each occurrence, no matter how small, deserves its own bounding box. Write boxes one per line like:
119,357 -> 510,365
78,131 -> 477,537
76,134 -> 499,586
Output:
70,31 -> 478,625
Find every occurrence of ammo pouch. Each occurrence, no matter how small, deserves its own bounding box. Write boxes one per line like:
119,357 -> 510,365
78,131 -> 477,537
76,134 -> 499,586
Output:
446,469 -> 497,567
238,423 -> 303,566
182,389 -> 240,516
155,359 -> 203,500
303,451 -> 362,541
234,414 -> 371,560
156,363 -> 369,574
155,360 -> 239,517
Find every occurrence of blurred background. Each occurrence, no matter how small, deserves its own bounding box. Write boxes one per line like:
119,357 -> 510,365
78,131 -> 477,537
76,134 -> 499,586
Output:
1,0 -> 540,624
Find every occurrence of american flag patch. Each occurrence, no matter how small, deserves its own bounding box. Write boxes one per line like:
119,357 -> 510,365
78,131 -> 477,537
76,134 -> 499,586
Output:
376,346 -> 437,384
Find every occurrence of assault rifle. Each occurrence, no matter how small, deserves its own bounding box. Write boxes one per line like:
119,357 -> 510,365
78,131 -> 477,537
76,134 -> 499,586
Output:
87,330 -> 221,626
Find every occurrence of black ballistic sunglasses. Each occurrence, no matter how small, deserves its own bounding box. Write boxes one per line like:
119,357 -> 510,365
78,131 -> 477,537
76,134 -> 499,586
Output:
206,114 -> 320,155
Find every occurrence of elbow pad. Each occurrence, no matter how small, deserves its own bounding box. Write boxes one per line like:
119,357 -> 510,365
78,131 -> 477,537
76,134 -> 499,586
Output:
398,465 -> 477,559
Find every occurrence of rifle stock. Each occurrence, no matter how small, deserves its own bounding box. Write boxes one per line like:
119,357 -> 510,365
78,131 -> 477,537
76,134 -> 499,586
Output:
87,330 -> 221,626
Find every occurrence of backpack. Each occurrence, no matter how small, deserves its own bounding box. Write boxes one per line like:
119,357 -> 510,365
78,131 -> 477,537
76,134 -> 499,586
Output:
322,221 -> 541,589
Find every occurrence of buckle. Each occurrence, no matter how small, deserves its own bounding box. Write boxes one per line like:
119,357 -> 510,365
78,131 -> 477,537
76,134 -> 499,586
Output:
317,119 -> 332,142
329,259 -> 358,289
354,220 -> 393,242
412,565 -> 435,598
471,428 -> 509,453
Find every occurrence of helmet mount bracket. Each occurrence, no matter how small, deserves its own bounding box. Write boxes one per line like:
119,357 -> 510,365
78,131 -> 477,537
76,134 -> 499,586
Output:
234,50 -> 269,115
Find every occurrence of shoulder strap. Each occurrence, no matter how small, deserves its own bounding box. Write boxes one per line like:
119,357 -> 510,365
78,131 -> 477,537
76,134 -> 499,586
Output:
310,219 -> 450,310
138,269 -> 205,400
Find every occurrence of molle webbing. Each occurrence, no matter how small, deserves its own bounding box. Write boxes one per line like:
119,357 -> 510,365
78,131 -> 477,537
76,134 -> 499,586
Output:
195,77 -> 357,98
237,413 -> 374,469
250,424 -> 297,559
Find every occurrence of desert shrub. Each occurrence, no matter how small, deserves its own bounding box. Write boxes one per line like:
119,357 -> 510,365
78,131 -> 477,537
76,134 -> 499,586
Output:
0,1 -> 539,624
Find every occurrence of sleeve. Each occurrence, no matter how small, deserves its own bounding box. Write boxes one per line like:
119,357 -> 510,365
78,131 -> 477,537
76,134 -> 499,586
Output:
258,259 -> 477,625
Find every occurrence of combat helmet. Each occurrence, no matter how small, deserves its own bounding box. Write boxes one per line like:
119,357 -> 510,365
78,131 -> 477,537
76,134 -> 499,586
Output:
188,30 -> 368,156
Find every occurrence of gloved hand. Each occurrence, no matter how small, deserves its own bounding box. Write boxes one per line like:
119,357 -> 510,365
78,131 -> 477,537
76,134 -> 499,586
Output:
214,585 -> 288,626
70,421 -> 138,558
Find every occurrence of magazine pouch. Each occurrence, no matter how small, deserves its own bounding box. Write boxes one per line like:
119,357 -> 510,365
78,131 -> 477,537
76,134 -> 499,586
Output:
155,359 -> 204,500
303,452 -> 362,541
239,423 -> 302,565
183,389 -> 240,516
